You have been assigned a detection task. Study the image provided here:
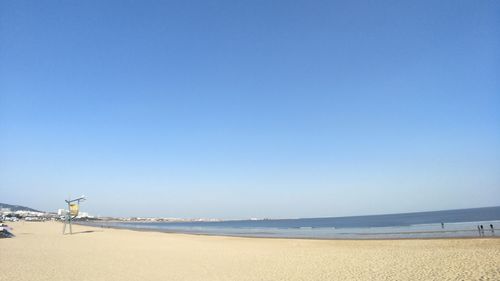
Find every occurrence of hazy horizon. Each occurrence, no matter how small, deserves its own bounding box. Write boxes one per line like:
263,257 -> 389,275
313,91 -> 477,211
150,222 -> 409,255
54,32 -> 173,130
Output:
1,1 -> 499,219
2,201 -> 500,221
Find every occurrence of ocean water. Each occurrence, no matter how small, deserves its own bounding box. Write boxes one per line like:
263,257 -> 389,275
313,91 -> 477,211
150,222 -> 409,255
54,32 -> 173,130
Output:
85,206 -> 500,239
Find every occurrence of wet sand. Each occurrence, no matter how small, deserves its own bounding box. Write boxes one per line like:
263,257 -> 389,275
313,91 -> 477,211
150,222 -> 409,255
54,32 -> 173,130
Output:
1,221 -> 499,281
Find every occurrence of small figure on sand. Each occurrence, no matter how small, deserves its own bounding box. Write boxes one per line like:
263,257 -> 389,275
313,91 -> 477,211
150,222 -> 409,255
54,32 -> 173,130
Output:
491,224 -> 495,236
478,225 -> 482,237
441,222 -> 444,229
480,225 -> 485,236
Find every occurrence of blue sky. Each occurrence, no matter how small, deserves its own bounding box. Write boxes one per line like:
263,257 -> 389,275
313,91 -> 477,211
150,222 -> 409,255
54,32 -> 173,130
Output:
1,0 -> 499,219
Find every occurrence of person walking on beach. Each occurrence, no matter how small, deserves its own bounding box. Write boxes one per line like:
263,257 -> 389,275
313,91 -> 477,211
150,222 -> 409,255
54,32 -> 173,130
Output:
441,222 -> 444,229
480,225 -> 485,236
491,224 -> 495,236
478,225 -> 482,237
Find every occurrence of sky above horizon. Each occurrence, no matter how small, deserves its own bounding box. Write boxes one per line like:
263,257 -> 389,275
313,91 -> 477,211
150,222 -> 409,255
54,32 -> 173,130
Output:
1,0 -> 499,219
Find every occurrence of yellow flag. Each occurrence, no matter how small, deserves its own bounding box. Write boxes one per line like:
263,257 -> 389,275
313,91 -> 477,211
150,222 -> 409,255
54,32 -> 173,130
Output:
69,203 -> 79,216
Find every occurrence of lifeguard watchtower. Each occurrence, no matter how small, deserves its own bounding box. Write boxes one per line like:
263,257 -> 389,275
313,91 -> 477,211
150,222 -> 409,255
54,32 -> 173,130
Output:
62,196 -> 86,235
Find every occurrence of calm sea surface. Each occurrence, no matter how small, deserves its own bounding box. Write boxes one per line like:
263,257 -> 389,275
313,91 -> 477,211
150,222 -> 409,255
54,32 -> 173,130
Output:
84,206 -> 500,239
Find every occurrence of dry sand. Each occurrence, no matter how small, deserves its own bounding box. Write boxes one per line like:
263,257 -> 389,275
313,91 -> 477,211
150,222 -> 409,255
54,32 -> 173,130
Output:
1,221 -> 499,281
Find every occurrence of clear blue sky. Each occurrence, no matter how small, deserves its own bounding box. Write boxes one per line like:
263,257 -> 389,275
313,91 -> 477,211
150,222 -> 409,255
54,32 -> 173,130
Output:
1,0 -> 499,219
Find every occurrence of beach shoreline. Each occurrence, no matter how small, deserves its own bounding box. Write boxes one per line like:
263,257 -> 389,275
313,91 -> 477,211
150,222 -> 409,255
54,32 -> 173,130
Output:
75,221 -> 500,241
2,221 -> 500,281
74,215 -> 500,240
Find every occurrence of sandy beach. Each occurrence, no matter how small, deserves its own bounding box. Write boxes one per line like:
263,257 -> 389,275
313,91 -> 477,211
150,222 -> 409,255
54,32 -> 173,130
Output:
1,221 -> 499,281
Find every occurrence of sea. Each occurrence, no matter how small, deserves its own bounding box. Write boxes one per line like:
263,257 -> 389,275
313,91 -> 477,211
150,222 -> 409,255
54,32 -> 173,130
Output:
83,206 -> 500,239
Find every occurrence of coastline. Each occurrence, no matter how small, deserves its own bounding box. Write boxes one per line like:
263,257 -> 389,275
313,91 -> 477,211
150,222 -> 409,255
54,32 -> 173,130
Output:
75,221 -> 499,241
2,221 -> 500,281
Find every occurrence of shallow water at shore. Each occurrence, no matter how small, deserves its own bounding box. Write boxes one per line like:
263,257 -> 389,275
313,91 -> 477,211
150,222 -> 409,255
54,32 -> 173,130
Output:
85,220 -> 500,239
82,206 -> 500,239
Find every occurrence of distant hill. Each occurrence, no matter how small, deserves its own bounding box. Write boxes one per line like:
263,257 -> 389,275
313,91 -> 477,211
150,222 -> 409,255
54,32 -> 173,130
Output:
0,203 -> 42,213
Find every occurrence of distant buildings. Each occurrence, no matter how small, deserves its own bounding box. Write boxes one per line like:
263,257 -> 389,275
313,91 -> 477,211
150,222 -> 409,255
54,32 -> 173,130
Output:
0,207 -> 97,221
77,212 -> 90,218
0,207 -> 52,221
2,207 -> 222,223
